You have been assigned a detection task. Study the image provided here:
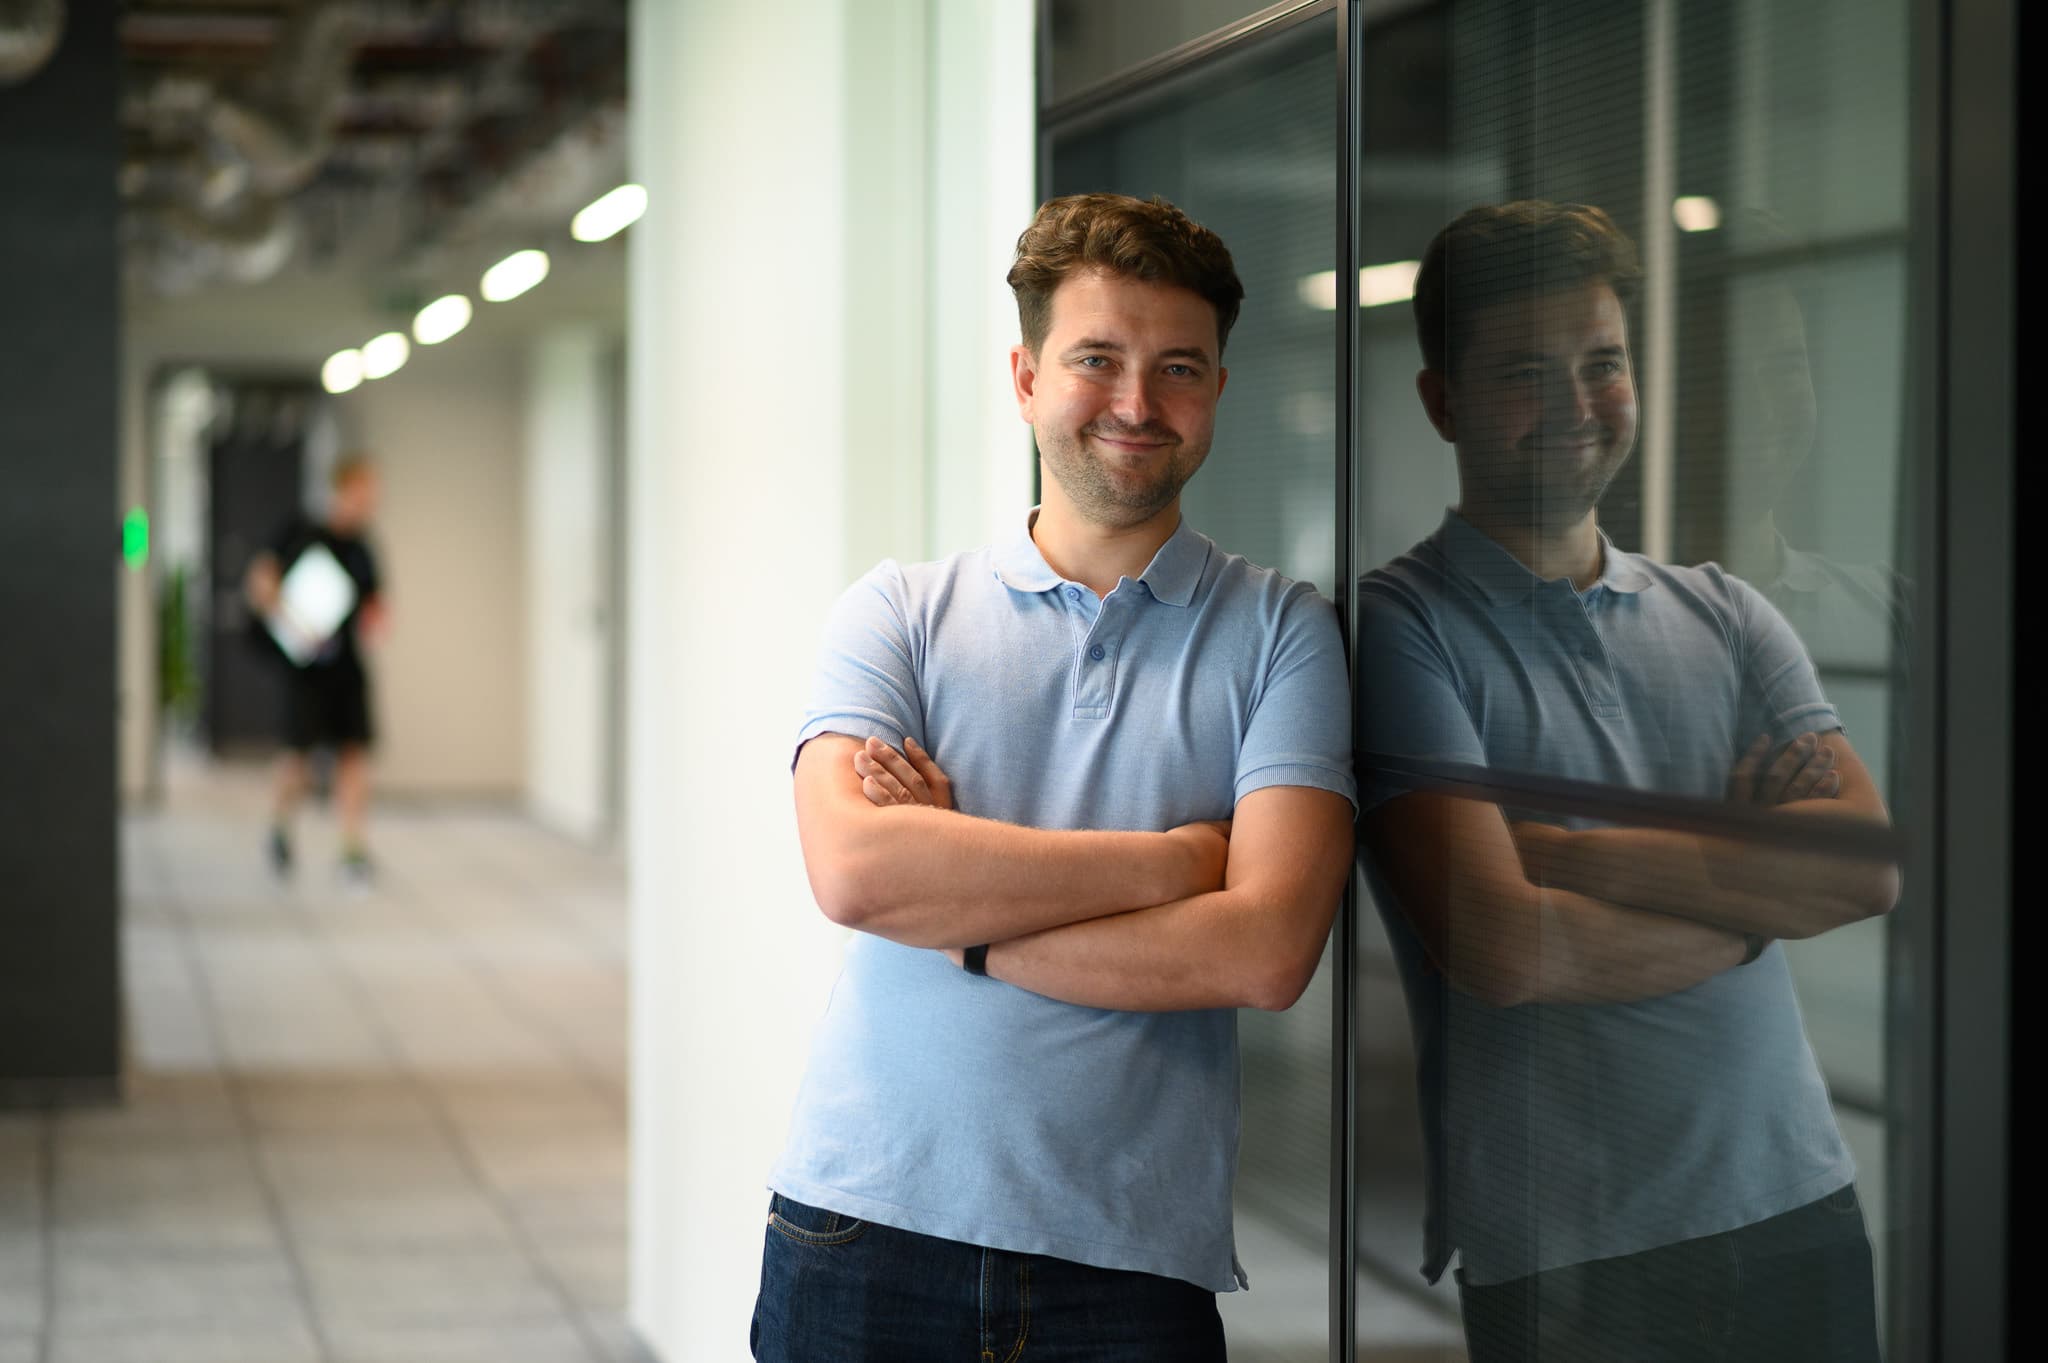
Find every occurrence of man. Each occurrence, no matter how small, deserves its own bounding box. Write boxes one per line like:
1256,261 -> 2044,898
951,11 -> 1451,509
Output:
1355,201 -> 1897,1361
244,453 -> 386,885
752,193 -> 1356,1361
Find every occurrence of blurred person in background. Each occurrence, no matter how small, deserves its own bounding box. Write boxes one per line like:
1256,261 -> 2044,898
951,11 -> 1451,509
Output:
243,453 -> 386,886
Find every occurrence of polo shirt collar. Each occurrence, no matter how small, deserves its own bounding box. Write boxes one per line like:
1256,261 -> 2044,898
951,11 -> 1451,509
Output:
992,508 -> 1210,607
1434,508 -> 1654,606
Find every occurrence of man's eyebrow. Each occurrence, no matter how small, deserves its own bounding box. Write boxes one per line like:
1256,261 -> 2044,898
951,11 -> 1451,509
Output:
1483,344 -> 1628,365
1064,337 -> 1214,363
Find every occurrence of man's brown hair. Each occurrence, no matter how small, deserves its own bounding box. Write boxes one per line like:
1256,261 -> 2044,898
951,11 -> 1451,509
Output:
1413,201 -> 1642,373
330,452 -> 376,490
1007,193 -> 1245,357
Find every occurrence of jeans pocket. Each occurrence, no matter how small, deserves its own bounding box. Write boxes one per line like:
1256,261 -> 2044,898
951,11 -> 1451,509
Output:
767,1193 -> 870,1248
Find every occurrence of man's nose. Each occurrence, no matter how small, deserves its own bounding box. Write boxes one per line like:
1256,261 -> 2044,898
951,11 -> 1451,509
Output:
1110,372 -> 1158,425
1544,373 -> 1595,429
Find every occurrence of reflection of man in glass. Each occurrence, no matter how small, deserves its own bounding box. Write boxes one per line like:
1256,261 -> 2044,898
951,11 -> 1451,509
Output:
244,454 -> 385,885
751,194 -> 1355,1361
1356,201 -> 1895,1361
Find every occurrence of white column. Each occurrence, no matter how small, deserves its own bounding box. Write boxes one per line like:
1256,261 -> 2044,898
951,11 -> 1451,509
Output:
623,3 -> 1033,1357
524,327 -> 613,842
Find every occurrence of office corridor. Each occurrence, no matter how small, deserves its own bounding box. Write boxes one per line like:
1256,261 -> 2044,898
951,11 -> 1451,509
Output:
1,758 -> 640,1363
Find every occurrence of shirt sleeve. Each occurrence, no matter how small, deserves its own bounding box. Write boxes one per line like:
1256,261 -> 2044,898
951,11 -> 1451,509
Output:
1233,584 -> 1357,811
793,561 -> 927,769
1730,574 -> 1841,743
1352,579 -> 1489,814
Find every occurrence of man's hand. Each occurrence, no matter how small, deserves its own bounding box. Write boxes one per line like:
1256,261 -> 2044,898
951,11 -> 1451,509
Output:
853,736 -> 953,809
245,554 -> 283,615
851,739 -> 1233,961
1726,731 -> 1840,805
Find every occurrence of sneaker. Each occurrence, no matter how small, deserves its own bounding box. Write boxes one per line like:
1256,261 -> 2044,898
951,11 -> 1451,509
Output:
339,848 -> 374,892
267,827 -> 292,878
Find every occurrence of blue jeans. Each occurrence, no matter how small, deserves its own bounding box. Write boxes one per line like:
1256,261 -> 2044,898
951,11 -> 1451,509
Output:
750,1194 -> 1228,1362
1457,1185 -> 1883,1363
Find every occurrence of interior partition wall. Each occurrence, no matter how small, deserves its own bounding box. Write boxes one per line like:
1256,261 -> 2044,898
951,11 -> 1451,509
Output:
1039,1 -> 2012,1359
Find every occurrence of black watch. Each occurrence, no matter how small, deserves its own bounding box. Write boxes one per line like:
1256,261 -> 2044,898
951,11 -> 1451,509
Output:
963,944 -> 990,976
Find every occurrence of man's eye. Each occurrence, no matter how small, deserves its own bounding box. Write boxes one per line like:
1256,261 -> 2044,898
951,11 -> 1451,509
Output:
1165,364 -> 1196,378
1588,360 -> 1624,378
1077,355 -> 1108,368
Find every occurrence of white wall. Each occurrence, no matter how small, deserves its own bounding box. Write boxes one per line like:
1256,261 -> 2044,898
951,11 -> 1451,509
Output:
624,1 -> 1034,1358
524,327 -> 617,840
330,342 -> 529,795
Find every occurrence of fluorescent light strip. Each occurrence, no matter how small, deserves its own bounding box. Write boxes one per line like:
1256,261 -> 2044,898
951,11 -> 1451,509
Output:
1672,195 -> 1722,232
321,348 -> 365,394
1296,260 -> 1423,311
481,248 -> 550,302
362,331 -> 410,380
413,293 -> 473,345
572,184 -> 648,243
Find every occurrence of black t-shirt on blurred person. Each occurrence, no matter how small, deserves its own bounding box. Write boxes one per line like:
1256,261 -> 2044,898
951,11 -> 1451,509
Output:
263,518 -> 381,673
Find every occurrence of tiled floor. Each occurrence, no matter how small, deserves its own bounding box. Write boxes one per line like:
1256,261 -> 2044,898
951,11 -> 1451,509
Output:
0,756 -> 642,1363
1,754 -> 1464,1363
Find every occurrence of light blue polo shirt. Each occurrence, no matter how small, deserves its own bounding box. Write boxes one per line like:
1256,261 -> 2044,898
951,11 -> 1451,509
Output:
771,511 -> 1354,1292
1356,510 -> 1855,1286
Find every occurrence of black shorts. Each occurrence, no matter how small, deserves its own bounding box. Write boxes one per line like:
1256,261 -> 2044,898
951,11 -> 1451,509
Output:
284,664 -> 373,751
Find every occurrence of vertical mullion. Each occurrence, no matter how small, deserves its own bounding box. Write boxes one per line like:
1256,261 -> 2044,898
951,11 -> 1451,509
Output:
1329,3 -> 1360,1361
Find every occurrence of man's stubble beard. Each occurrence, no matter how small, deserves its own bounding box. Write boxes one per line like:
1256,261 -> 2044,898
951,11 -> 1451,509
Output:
1038,426 -> 1207,529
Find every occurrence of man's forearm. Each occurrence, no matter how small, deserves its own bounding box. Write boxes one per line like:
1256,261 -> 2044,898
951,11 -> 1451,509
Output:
1495,887 -> 1750,1006
981,885 -> 1323,1013
813,804 -> 1214,949
1515,812 -> 1899,940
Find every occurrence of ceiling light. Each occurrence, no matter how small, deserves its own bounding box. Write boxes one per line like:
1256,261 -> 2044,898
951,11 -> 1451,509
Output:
571,184 -> 648,243
362,331 -> 410,380
1296,260 -> 1423,311
1358,260 -> 1421,308
413,294 -> 473,345
321,348 -> 365,394
1673,195 -> 1722,232
481,248 -> 550,302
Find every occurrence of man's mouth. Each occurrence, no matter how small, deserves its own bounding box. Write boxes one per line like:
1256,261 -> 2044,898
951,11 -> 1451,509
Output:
1089,431 -> 1173,452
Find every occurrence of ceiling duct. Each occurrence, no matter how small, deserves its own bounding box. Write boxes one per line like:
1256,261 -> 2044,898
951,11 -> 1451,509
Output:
128,3 -> 366,289
0,0 -> 64,85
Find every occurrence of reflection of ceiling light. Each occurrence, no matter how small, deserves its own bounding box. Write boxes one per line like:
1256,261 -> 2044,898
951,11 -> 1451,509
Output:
481,248 -> 550,302
321,349 -> 365,394
413,294 -> 473,345
1297,260 -> 1423,311
1673,195 -> 1721,232
1359,260 -> 1421,307
571,184 -> 648,242
362,331 -> 410,379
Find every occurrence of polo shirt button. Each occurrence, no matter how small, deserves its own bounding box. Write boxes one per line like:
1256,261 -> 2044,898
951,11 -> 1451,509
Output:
1089,644 -> 1106,661
1581,646 -> 1599,661
1065,586 -> 1082,601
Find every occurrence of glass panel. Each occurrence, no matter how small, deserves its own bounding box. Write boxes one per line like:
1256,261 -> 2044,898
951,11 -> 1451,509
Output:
1046,0 -> 1292,105
1049,19 -> 1340,1359
1351,2 -> 1919,1361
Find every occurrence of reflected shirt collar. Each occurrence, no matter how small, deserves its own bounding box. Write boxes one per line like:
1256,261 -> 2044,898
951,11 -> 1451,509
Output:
1433,508 -> 1654,606
993,507 -> 1209,607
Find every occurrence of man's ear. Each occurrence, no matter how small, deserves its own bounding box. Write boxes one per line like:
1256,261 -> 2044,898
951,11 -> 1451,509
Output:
1416,368 -> 1456,443
1010,344 -> 1039,422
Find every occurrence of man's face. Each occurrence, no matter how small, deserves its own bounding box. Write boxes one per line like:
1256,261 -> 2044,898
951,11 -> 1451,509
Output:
1011,270 -> 1227,530
1433,281 -> 1638,529
329,470 -> 380,532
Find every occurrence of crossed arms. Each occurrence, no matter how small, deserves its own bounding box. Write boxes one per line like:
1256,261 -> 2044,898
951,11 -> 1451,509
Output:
1361,731 -> 1901,1009
792,733 -> 1354,1012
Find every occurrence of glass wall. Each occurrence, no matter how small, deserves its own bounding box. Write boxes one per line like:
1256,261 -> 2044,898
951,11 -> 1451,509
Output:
1050,17 -> 1358,1359
1042,0 -> 2004,1357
